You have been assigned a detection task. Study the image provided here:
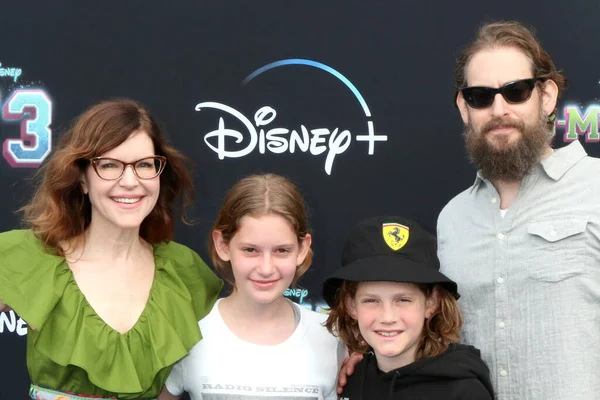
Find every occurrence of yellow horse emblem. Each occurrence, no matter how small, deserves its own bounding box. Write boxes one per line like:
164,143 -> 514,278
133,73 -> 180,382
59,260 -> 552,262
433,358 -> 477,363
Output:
382,223 -> 409,250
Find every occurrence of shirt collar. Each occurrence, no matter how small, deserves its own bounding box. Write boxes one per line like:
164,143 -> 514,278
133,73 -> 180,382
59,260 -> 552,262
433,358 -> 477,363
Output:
540,140 -> 587,180
469,140 -> 588,193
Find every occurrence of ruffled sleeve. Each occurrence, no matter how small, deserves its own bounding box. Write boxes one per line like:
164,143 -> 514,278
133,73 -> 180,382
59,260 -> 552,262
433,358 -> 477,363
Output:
0,229 -> 68,330
154,241 -> 223,324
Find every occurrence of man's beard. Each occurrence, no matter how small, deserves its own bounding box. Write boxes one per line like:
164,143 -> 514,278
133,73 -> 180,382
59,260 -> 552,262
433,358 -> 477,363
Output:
463,107 -> 551,181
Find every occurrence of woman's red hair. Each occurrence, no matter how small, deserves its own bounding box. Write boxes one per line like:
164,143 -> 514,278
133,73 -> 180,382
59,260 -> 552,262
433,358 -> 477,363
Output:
21,98 -> 194,255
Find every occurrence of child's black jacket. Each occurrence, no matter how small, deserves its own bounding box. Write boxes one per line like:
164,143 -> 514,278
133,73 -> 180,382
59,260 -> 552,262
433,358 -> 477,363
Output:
341,343 -> 495,400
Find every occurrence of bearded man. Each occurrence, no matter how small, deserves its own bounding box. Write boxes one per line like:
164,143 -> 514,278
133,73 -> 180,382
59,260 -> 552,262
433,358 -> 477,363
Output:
437,21 -> 600,400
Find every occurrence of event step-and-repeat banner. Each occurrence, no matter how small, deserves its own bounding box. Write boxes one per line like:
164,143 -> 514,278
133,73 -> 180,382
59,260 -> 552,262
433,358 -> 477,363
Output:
2,1 -> 600,398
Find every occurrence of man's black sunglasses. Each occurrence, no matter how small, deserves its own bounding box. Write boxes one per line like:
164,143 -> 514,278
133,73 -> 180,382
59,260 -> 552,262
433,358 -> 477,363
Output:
460,77 -> 544,109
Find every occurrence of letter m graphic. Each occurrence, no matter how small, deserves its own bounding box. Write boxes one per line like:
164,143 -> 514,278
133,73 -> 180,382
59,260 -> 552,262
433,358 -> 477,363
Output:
558,106 -> 600,142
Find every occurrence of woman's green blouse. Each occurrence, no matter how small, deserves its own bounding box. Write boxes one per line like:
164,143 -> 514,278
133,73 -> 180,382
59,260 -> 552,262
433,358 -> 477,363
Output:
0,229 -> 223,399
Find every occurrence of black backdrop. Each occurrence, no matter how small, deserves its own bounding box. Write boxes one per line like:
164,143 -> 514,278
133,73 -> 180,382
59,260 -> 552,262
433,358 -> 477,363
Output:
2,1 -> 600,398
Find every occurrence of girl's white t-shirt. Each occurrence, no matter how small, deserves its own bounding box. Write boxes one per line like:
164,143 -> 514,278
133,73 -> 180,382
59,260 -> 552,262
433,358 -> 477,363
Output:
165,298 -> 346,400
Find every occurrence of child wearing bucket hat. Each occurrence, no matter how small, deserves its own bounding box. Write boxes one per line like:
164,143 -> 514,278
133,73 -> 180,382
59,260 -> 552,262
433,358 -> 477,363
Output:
324,216 -> 494,399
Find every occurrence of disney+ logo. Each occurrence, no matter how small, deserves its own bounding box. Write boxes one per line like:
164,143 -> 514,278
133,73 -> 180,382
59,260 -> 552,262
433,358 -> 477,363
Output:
196,59 -> 387,175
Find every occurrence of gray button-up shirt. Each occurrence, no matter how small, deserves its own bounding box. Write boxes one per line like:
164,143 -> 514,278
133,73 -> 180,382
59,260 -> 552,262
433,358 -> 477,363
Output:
437,140 -> 600,399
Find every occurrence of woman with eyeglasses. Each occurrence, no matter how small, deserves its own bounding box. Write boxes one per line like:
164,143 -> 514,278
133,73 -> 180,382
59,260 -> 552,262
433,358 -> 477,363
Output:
0,99 -> 223,400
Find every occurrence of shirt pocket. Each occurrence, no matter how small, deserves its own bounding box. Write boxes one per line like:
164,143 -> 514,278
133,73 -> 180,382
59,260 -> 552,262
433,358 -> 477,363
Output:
526,217 -> 589,282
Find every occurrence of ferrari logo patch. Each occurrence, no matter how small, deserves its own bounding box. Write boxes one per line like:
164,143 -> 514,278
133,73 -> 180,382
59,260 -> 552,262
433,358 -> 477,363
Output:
382,223 -> 409,251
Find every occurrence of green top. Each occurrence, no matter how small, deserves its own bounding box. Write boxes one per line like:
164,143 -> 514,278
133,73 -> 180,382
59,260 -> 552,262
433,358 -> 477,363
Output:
0,229 -> 223,399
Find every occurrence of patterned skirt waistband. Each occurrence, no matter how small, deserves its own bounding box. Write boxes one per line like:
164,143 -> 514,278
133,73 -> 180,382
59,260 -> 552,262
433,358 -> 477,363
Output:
29,384 -> 157,400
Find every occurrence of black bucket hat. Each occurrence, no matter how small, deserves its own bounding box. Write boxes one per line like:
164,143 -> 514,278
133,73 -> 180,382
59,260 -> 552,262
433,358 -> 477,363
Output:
322,216 -> 459,307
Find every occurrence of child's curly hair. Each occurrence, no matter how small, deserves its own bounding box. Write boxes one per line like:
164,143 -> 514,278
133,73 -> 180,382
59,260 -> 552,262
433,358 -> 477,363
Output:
325,280 -> 463,359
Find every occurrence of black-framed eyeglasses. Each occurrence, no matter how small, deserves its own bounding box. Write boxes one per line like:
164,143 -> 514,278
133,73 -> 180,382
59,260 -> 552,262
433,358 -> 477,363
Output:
90,156 -> 167,181
460,77 -> 544,109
